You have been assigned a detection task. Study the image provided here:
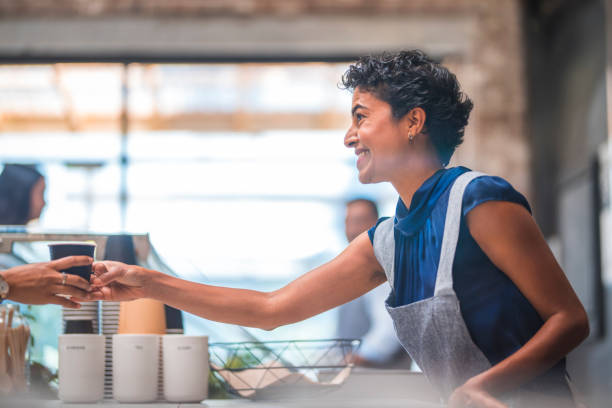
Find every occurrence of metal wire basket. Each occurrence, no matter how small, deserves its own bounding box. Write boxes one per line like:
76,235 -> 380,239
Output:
209,339 -> 360,398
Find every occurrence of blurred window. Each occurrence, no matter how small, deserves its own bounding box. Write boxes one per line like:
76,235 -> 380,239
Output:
0,63 -> 398,369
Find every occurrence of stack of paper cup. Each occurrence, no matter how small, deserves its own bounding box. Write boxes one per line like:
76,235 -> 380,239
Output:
100,301 -> 120,400
62,302 -> 98,334
116,299 -> 166,400
118,298 -> 166,335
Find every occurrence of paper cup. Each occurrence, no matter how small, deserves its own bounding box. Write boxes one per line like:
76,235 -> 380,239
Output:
49,242 -> 96,281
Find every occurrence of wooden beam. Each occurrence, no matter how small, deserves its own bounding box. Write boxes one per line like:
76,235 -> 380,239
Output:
0,111 -> 350,132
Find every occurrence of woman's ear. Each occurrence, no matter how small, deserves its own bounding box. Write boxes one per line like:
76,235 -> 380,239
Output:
401,107 -> 427,141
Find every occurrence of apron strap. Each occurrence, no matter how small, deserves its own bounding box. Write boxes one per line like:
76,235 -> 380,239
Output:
434,171 -> 486,296
372,217 -> 395,290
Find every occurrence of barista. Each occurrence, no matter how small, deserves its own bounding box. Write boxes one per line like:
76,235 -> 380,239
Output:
88,51 -> 588,408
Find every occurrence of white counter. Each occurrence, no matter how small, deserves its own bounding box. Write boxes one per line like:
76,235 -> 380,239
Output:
8,399 -> 441,408
3,369 -> 441,408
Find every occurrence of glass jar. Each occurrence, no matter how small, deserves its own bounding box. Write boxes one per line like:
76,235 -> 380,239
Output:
0,304 -> 31,395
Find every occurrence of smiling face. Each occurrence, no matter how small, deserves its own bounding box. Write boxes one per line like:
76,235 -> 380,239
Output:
344,88 -> 410,184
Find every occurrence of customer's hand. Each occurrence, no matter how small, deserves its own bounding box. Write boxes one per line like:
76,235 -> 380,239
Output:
449,380 -> 507,408
86,261 -> 149,302
0,257 -> 93,308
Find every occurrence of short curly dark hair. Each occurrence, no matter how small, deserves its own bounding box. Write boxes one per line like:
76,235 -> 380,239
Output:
341,50 -> 473,166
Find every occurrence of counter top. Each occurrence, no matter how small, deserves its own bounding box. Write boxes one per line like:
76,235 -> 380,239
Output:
3,369 -> 441,408
8,399 -> 441,408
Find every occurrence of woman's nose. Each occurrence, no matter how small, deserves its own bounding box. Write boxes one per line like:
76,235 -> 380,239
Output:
344,125 -> 358,148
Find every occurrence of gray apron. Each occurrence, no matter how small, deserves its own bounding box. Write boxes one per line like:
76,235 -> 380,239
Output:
373,171 -> 490,401
373,172 -> 578,407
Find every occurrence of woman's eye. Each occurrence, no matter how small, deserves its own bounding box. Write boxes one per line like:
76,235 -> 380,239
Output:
356,113 -> 364,123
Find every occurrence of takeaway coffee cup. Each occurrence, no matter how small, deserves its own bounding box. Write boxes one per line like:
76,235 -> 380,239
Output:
58,334 -> 105,403
162,335 -> 209,402
49,242 -> 96,281
112,334 -> 160,402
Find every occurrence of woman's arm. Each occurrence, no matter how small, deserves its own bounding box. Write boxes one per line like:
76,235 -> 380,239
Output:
90,232 -> 386,330
450,200 -> 589,406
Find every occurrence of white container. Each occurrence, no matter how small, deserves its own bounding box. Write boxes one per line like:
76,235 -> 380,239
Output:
162,335 -> 209,402
58,334 -> 105,403
112,334 -> 160,402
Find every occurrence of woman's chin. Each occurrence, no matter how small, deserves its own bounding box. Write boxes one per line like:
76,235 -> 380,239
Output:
358,170 -> 375,184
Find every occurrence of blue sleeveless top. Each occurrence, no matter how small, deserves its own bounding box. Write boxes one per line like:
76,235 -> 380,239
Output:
368,167 -> 564,373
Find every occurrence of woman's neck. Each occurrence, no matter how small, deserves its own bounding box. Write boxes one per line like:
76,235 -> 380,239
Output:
391,159 -> 443,209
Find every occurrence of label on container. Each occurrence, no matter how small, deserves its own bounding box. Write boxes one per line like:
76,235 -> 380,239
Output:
65,345 -> 87,351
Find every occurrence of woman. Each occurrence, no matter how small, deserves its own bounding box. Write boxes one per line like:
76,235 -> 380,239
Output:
87,51 -> 588,408
0,164 -> 46,225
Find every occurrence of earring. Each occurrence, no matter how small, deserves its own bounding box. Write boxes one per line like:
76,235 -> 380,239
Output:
409,133 -> 414,144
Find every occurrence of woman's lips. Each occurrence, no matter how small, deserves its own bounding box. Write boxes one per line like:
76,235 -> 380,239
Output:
356,150 -> 369,169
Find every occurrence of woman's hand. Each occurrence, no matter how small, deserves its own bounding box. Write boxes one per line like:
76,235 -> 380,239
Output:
465,201 -> 588,395
86,261 -> 150,302
449,380 -> 508,408
0,256 -> 93,308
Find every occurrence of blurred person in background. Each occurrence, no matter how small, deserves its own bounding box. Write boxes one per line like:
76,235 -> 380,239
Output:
0,164 -> 46,270
0,164 -> 46,226
88,50 -> 589,408
337,198 -> 407,368
0,164 -> 91,308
